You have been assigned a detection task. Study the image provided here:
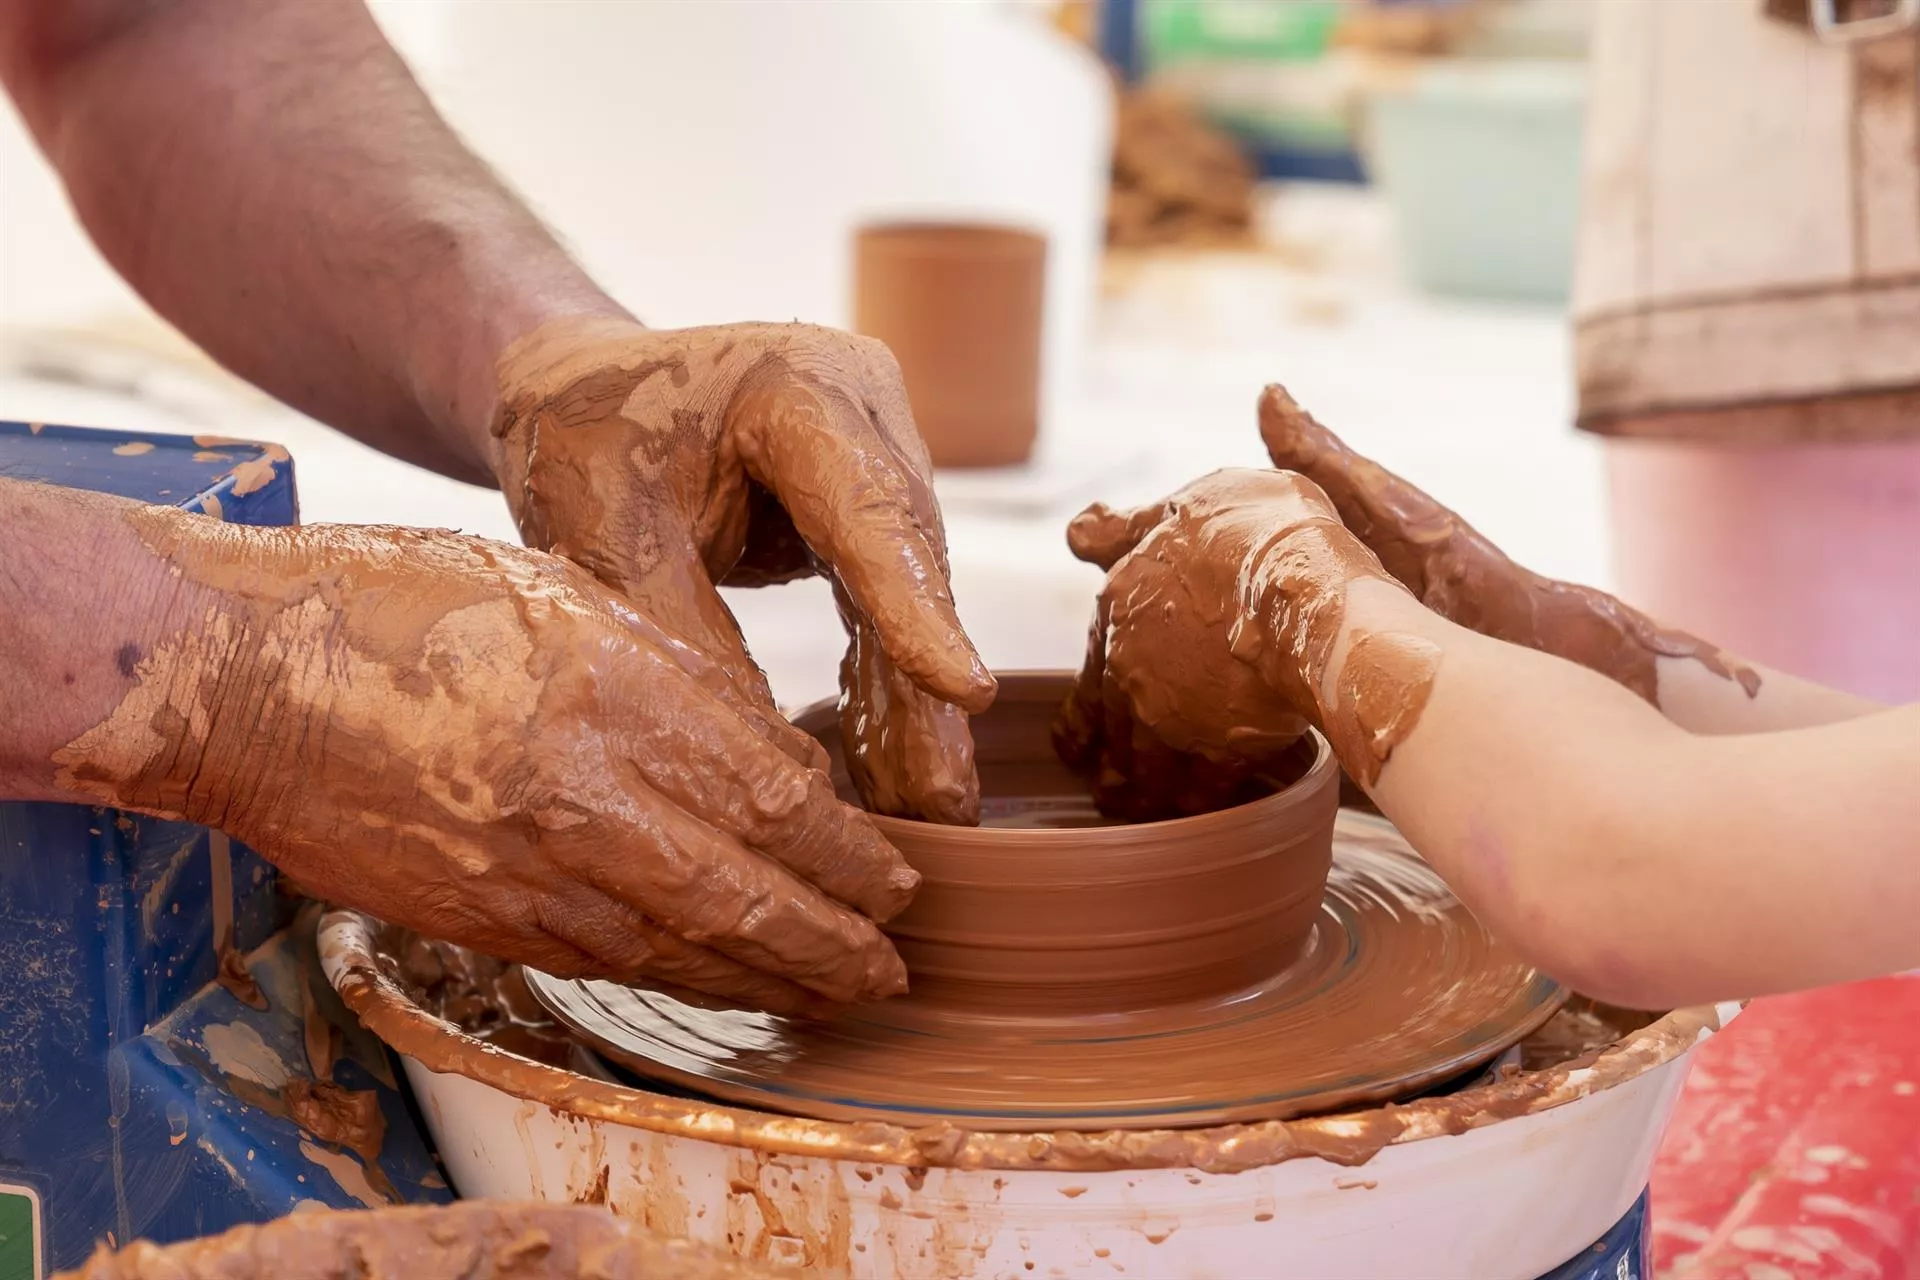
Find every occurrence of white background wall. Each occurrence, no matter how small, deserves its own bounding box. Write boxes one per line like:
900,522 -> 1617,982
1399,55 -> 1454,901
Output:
0,2 -> 1596,711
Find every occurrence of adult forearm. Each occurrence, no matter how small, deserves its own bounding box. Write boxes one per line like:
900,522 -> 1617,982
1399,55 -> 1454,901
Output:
0,479 -> 197,803
2,0 -> 627,485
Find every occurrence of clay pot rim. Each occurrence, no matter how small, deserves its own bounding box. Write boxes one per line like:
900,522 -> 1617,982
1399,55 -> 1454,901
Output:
855,220 -> 1047,258
320,907 -> 1742,1176
797,672 -> 1337,874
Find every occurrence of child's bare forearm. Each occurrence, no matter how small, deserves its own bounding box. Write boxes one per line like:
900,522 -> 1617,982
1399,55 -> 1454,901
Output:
1258,385 -> 1883,737
1653,655 -> 1882,733
1338,582 -> 1920,1007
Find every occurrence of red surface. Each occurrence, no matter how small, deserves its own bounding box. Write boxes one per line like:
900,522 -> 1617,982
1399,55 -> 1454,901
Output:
1651,976 -> 1920,1278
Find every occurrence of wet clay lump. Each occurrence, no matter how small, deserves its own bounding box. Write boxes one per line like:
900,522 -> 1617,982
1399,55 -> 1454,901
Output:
60,1202 -> 796,1280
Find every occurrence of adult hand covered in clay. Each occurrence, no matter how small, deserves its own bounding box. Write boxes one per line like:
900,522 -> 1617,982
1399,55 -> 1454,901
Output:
491,318 -> 995,824
1057,469 -> 1419,820
1257,385 -> 1756,704
52,511 -> 920,1014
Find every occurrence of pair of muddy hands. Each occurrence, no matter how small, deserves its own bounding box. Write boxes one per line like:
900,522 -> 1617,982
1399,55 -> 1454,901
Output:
64,319 -> 988,1015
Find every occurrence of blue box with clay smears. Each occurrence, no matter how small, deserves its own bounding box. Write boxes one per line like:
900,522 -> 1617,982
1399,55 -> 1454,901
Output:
0,421 -> 443,1280
0,420 -> 297,524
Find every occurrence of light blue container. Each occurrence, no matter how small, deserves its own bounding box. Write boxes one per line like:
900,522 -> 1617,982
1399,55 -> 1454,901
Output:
1363,59 -> 1587,304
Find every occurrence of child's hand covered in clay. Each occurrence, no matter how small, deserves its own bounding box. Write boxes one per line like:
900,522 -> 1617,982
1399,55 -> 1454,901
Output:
1064,390 -> 1919,1007
1256,384 -> 1876,732
491,318 -> 994,824
1056,468 -> 1397,820
45,495 -> 920,1014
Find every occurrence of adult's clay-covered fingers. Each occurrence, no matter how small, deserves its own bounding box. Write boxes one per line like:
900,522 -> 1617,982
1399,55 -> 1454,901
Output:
836,600 -> 980,825
600,522 -> 778,699
476,926 -> 602,988
629,714 -> 922,924
817,362 -> 985,824
1066,500 -> 1170,571
374,883 -> 610,992
598,642 -> 918,920
563,771 -> 908,1004
532,888 -> 830,1017
606,593 -> 828,771
726,369 -> 995,714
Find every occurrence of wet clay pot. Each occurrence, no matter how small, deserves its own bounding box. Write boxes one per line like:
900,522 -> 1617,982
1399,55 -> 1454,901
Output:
57,1202 -> 787,1280
795,671 -> 1336,1015
853,222 -> 1046,468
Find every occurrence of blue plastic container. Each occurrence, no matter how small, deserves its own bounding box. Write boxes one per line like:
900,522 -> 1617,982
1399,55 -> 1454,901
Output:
1543,1191 -> 1651,1280
0,423 -> 442,1280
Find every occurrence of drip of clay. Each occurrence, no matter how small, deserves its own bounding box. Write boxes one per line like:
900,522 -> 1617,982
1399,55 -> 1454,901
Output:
60,1202 -> 792,1280
281,1079 -> 386,1165
1258,384 -> 1761,703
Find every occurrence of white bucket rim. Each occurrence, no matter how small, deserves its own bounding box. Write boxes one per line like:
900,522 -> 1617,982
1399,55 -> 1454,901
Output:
320,908 -> 1740,1176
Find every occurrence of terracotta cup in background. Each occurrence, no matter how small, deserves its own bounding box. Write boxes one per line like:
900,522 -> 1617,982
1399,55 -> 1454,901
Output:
853,222 -> 1047,468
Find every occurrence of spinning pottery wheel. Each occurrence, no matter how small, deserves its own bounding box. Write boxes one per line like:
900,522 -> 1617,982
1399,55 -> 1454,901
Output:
532,674 -> 1564,1131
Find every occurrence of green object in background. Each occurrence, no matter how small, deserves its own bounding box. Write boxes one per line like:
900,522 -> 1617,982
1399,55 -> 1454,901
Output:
1142,0 -> 1342,61
0,1185 -> 41,1280
1137,1 -> 1359,173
